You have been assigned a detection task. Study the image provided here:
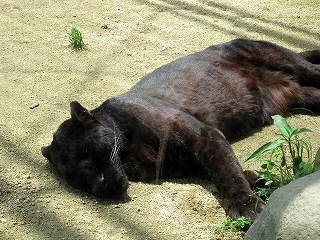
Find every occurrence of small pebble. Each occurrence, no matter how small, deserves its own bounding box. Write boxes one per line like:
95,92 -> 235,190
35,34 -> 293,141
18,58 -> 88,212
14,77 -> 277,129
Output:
30,103 -> 39,109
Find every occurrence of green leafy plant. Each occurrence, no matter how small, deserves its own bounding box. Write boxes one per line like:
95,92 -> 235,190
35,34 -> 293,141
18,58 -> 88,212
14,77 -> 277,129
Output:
201,216 -> 252,232
221,216 -> 252,232
246,115 -> 320,200
68,27 -> 87,50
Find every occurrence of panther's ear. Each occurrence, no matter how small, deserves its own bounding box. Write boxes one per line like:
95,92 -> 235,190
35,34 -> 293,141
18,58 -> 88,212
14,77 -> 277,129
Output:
41,145 -> 52,162
70,101 -> 96,125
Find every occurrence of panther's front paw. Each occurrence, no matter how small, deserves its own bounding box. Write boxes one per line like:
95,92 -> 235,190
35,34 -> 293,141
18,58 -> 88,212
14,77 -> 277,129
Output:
224,195 -> 265,221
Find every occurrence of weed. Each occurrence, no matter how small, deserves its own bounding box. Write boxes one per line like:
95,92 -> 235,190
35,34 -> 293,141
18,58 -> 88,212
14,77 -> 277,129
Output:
201,216 -> 252,232
68,27 -> 87,50
52,67 -> 73,73
246,115 -> 320,200
222,216 -> 252,232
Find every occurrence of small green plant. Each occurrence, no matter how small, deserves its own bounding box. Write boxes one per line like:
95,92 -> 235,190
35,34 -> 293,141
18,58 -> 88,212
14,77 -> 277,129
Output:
246,115 -> 320,200
221,216 -> 252,232
201,216 -> 252,232
68,27 -> 87,50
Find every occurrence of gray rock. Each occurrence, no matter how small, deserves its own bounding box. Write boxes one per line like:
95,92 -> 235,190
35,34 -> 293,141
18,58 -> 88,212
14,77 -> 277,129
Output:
244,170 -> 320,240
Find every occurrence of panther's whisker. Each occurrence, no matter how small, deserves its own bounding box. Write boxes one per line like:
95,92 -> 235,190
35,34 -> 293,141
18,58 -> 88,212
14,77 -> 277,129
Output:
110,134 -> 121,167
118,162 -> 130,170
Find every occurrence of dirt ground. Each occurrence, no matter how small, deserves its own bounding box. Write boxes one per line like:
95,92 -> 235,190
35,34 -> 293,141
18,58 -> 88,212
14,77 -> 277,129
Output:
1,0 -> 320,239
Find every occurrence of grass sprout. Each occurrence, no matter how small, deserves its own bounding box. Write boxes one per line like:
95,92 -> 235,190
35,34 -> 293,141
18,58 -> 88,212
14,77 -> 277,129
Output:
68,27 -> 87,50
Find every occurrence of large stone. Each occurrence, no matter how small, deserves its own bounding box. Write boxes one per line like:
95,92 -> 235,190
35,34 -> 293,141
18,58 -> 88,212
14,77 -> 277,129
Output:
244,170 -> 320,240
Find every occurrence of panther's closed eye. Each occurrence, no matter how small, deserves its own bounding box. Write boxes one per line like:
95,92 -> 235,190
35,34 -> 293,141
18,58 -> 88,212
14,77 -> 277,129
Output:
78,159 -> 90,170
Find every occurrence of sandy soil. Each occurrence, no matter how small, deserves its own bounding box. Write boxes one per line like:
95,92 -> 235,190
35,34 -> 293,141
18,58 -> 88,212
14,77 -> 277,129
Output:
1,0 -> 320,239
